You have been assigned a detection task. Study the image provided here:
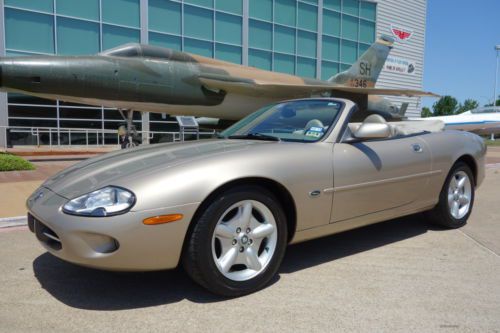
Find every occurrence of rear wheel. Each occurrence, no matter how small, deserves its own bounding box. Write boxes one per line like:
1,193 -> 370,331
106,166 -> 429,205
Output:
182,186 -> 288,297
426,162 -> 474,228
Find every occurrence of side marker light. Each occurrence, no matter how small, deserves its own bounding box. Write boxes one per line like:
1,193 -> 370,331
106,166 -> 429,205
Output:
143,214 -> 183,225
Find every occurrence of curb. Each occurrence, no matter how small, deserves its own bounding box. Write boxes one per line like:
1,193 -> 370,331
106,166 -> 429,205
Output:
486,163 -> 500,169
0,216 -> 27,228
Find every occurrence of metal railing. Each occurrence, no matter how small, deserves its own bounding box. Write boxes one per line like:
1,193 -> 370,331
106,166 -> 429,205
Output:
0,126 -> 215,149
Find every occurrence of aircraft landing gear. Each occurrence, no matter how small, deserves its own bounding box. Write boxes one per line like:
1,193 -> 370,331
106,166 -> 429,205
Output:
119,109 -> 139,149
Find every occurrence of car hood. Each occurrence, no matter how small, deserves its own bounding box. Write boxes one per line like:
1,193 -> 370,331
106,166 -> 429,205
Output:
42,139 -> 268,199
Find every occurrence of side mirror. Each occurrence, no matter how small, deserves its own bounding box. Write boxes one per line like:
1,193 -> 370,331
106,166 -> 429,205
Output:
353,122 -> 392,140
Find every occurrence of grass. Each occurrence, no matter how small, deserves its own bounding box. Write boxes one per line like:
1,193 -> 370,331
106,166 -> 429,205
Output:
484,139 -> 500,147
0,152 -> 35,171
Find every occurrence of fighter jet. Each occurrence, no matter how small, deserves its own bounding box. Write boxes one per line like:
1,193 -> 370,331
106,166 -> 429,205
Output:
0,35 -> 436,131
414,106 -> 500,140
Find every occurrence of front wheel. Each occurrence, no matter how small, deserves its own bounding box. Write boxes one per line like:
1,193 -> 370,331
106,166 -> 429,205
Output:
425,162 -> 475,228
182,186 -> 288,297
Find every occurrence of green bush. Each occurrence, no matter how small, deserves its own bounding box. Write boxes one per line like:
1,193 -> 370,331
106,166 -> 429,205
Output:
0,153 -> 35,171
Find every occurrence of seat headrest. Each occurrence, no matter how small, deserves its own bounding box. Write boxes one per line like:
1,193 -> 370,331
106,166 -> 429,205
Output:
305,119 -> 324,129
363,114 -> 387,124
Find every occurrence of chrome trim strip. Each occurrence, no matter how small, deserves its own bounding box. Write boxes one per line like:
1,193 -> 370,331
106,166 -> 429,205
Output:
324,169 -> 442,193
42,231 -> 61,243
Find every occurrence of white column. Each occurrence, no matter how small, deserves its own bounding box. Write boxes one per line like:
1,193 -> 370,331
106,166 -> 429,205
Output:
242,0 -> 249,66
316,0 -> 323,79
140,0 -> 150,144
0,0 -> 8,149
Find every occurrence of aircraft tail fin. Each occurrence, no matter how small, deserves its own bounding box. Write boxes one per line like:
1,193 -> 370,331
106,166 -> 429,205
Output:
328,35 -> 394,87
398,102 -> 409,117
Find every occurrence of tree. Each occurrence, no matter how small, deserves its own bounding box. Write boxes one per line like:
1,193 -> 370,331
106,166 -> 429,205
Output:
432,95 -> 458,116
457,99 -> 479,114
484,96 -> 500,107
421,106 -> 433,118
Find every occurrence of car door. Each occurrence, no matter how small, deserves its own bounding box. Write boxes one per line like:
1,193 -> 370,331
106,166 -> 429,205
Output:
330,136 -> 432,222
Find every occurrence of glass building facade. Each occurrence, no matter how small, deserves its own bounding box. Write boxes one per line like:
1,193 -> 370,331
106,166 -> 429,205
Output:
0,0 -> 377,146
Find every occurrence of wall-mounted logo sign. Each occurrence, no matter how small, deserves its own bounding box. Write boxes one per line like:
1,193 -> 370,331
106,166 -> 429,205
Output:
390,24 -> 413,42
384,56 -> 416,75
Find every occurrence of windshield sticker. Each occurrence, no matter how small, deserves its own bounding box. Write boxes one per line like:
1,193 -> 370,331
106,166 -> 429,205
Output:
309,126 -> 324,132
305,130 -> 322,138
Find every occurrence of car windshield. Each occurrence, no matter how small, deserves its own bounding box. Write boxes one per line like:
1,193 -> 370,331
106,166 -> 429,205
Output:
219,99 -> 344,142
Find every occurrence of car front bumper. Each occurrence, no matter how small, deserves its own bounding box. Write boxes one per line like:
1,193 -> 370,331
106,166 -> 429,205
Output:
27,187 -> 199,271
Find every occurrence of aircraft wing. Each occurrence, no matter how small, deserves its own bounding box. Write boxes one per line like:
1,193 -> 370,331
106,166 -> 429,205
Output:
198,75 -> 439,98
328,86 -> 439,97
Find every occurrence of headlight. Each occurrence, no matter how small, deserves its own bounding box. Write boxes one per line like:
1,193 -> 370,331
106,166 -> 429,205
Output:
62,186 -> 136,217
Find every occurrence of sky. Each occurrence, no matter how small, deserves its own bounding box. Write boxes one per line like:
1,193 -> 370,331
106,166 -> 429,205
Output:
421,0 -> 500,109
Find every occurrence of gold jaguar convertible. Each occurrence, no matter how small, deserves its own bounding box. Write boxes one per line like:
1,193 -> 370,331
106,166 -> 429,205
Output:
26,98 -> 486,296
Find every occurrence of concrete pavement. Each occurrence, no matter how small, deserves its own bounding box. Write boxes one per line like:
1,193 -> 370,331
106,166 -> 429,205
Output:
0,170 -> 498,332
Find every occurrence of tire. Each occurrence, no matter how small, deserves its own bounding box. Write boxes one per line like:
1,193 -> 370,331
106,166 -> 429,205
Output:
182,185 -> 288,297
425,162 -> 475,228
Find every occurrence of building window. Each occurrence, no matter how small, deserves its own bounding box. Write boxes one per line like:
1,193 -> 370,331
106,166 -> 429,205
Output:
321,60 -> 339,80
249,0 -> 273,22
5,9 -> 55,54
323,9 -> 340,37
184,38 -> 213,57
56,0 -> 100,21
359,19 -> 375,44
215,43 -> 242,64
359,42 -> 370,56
57,18 -> 100,55
215,12 -> 242,45
322,35 -> 340,62
149,0 -> 181,35
274,0 -> 296,27
341,39 -> 357,64
341,14 -> 358,40
101,0 -> 140,28
274,25 -> 296,54
274,53 -> 295,75
360,1 -> 376,21
297,57 -> 316,78
323,0 -> 340,12
297,2 -> 317,31
102,24 -> 140,50
149,32 -> 182,50
249,19 -> 272,50
184,5 -> 214,40
343,0 -> 359,17
5,0 -> 53,13
216,0 -> 243,15
249,49 -> 272,70
297,30 -> 317,58
185,0 -> 213,9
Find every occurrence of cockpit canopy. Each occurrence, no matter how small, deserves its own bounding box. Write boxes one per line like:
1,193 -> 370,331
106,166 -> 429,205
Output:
469,106 -> 500,114
100,43 -> 194,63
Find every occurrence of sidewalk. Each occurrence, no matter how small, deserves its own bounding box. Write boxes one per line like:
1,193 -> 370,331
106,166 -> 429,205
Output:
0,155 -> 86,218
4,146 -> 117,156
0,180 -> 42,218
0,161 -> 74,183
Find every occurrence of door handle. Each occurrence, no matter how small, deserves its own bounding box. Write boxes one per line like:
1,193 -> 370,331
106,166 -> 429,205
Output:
412,144 -> 423,153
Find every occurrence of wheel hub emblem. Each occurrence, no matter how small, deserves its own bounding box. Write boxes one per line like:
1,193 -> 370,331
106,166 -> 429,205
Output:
241,235 -> 249,244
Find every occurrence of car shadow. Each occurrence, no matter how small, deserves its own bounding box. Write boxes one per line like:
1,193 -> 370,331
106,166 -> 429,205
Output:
33,214 -> 440,310
281,214 -> 440,273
